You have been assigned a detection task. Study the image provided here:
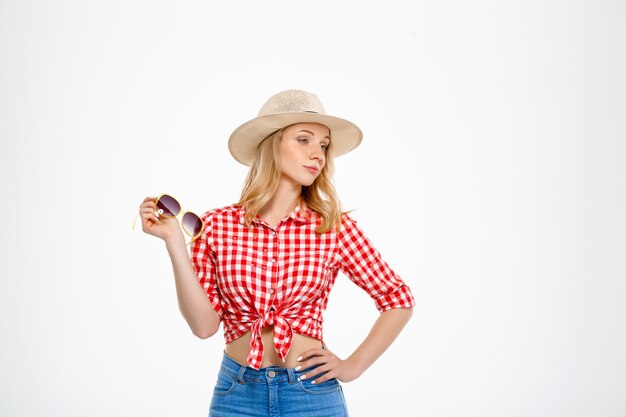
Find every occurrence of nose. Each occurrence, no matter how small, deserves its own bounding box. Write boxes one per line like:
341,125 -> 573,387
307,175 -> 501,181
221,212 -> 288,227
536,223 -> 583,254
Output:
310,149 -> 325,164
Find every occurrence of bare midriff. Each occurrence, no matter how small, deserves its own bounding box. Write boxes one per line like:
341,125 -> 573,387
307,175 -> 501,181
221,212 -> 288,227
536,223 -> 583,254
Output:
224,325 -> 324,368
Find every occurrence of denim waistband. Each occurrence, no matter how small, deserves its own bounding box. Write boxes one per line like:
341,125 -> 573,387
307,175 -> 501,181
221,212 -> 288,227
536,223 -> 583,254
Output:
219,351 -> 322,385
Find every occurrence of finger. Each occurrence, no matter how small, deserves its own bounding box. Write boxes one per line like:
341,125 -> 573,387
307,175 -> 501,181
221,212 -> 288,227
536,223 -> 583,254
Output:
140,206 -> 158,215
298,355 -> 334,374
146,216 -> 159,225
140,211 -> 160,224
140,203 -> 160,215
140,201 -> 156,210
297,348 -> 326,362
311,370 -> 336,385
297,348 -> 331,369
304,364 -> 334,383
139,207 -> 159,218
141,197 -> 155,208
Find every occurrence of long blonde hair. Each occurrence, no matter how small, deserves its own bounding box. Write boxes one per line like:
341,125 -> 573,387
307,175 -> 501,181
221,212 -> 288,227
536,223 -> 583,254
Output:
236,126 -> 345,233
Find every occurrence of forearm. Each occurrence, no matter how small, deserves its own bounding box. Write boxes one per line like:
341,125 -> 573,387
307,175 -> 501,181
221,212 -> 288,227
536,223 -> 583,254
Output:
347,307 -> 413,376
165,238 -> 221,339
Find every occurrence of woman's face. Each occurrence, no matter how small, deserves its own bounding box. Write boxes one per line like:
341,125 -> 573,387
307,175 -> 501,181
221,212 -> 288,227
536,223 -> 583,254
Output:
278,122 -> 330,187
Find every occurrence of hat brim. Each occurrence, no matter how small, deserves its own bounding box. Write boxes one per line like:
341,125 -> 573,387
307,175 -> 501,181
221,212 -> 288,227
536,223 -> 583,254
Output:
228,112 -> 363,166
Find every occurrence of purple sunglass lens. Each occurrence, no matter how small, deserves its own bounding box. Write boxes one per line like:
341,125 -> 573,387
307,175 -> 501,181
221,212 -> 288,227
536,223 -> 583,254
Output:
182,212 -> 203,237
156,194 -> 181,216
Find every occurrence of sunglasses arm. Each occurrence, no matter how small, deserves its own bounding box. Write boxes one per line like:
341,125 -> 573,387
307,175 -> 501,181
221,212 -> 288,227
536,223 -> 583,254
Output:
132,213 -> 140,230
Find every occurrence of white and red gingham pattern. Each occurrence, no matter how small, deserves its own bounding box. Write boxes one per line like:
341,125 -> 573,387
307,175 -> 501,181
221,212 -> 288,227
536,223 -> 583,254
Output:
190,203 -> 415,370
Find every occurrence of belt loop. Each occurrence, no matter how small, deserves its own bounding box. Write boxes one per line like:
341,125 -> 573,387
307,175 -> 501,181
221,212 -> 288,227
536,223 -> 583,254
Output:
237,364 -> 246,384
287,367 -> 295,384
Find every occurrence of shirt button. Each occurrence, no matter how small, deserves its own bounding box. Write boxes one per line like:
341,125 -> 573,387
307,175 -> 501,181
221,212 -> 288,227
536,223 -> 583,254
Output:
271,231 -> 276,237
270,288 -> 274,293
268,371 -> 276,378
270,258 -> 276,263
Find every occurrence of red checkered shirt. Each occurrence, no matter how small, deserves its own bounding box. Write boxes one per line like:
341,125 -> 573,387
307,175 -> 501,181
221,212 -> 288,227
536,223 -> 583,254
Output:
190,202 -> 415,370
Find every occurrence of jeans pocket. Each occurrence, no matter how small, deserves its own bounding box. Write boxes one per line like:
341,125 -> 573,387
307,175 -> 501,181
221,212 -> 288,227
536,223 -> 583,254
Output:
212,370 -> 239,397
297,377 -> 341,395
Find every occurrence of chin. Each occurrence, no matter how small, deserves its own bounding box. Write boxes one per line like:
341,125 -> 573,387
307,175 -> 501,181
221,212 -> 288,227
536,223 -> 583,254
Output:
300,177 -> 317,187
285,172 -> 318,187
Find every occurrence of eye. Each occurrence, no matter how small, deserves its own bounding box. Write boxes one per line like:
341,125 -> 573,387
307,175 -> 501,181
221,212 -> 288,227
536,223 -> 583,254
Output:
297,137 -> 309,144
321,143 -> 329,151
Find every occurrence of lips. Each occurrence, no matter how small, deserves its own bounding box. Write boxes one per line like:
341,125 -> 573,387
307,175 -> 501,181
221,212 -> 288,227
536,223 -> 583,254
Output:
304,165 -> 319,174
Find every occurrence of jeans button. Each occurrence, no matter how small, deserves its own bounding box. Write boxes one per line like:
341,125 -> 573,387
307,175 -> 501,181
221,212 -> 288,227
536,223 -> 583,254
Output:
268,370 -> 276,378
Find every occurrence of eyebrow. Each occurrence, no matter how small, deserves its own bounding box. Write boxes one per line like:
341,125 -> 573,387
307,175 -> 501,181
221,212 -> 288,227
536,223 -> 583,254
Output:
297,130 -> 330,141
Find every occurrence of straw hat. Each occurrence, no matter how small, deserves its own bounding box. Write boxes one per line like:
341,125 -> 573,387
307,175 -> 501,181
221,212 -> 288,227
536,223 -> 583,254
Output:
228,90 -> 363,166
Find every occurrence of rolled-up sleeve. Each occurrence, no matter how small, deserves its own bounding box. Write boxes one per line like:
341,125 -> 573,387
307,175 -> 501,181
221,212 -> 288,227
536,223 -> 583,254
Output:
189,211 -> 223,318
337,214 -> 415,313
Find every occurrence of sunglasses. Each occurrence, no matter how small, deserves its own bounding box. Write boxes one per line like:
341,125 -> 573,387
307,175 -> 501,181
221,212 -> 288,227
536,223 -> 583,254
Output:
133,194 -> 205,246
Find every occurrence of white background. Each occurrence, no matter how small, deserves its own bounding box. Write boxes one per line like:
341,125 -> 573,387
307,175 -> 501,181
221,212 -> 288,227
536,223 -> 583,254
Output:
1,1 -> 625,416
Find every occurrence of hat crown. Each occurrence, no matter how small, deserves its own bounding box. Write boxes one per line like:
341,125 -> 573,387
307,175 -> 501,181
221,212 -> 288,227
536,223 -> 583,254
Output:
258,89 -> 327,117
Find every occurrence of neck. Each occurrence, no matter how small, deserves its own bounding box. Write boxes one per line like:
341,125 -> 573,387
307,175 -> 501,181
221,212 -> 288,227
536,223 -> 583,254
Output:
260,179 -> 302,220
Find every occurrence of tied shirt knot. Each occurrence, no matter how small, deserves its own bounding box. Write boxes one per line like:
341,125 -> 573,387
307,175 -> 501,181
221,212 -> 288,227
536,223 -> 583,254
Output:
247,308 -> 293,369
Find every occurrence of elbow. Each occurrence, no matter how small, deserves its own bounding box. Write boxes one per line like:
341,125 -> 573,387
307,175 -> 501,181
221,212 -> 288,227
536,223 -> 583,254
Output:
192,324 -> 219,340
395,307 -> 413,331
382,306 -> 413,324
194,330 -> 210,340
397,306 -> 413,324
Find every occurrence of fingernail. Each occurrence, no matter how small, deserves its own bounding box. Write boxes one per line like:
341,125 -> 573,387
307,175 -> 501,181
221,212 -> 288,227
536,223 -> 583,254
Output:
296,356 -> 302,362
295,366 -> 301,371
300,374 -> 307,380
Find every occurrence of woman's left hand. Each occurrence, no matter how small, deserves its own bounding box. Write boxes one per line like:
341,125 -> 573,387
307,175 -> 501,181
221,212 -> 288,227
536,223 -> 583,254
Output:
295,346 -> 362,384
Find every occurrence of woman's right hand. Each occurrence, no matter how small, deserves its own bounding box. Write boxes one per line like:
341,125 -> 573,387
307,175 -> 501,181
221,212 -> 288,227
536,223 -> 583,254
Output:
138,196 -> 184,245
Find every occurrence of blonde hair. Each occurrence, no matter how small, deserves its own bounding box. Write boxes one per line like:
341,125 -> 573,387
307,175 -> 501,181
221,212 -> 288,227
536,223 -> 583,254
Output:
236,126 -> 346,233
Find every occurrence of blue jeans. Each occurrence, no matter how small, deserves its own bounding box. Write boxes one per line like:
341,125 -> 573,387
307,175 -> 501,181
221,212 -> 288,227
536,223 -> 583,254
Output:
208,352 -> 349,417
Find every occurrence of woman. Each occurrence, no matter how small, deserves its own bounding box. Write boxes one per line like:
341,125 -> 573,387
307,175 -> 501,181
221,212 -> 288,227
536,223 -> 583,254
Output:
137,90 -> 415,416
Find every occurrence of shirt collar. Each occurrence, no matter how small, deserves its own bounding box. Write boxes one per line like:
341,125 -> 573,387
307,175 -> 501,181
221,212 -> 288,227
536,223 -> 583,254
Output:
236,200 -> 314,226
